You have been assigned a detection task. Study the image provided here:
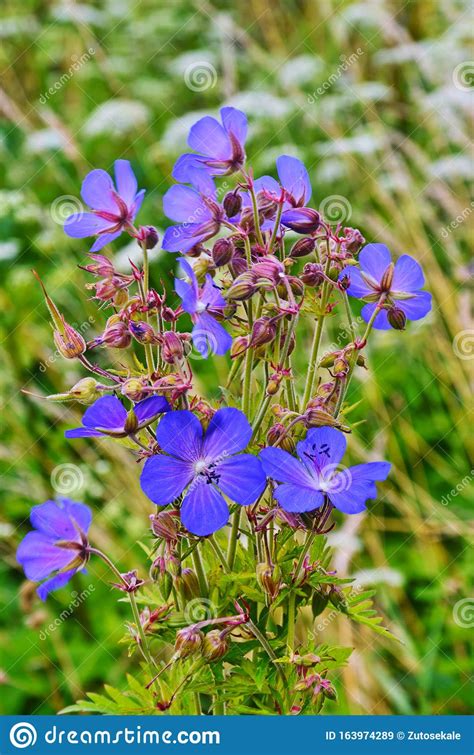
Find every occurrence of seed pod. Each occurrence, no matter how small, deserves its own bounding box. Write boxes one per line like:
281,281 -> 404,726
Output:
328,587 -> 349,613
304,409 -> 341,428
212,238 -> 234,267
181,568 -> 200,600
290,237 -> 316,258
202,630 -> 229,661
319,352 -> 336,368
142,225 -> 159,249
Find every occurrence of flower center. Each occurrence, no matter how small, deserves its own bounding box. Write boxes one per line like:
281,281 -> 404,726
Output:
193,459 -> 221,485
196,301 -> 207,314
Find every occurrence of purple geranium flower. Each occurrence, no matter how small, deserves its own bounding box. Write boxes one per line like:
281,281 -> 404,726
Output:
65,395 -> 169,439
172,107 -> 247,182
241,156 -> 319,234
64,160 -> 145,251
140,408 -> 266,536
175,258 -> 232,358
162,170 -> 223,253
260,427 -> 390,515
17,499 -> 91,600
340,244 -> 432,330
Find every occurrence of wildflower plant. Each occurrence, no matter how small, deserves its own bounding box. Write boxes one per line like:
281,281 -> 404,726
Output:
18,107 -> 431,715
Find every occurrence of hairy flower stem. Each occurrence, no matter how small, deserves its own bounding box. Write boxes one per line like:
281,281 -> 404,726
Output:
139,240 -> 156,376
287,591 -> 296,652
301,250 -> 333,410
248,183 -> 265,248
192,547 -> 209,597
227,508 -> 241,570
251,393 -> 272,441
334,298 -> 382,417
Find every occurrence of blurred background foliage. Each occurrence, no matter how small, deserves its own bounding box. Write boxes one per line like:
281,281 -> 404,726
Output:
0,0 -> 472,715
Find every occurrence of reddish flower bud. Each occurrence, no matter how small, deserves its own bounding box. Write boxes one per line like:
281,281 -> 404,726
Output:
102,318 -> 132,349
129,320 -> 156,344
212,238 -> 234,267
160,331 -> 184,363
290,237 -> 316,258
283,208 -> 321,234
223,190 -> 242,218
341,227 -> 365,254
121,377 -> 148,401
150,511 -> 179,542
301,262 -> 325,287
139,225 -> 159,249
230,335 -> 249,358
250,316 -> 277,348
175,626 -> 203,658
202,629 -> 229,661
80,253 -> 115,277
387,306 -> 407,330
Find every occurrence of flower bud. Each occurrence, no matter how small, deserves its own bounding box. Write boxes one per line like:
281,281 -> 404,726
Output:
121,377 -> 148,401
223,190 -> 242,218
301,263 -> 324,287
290,237 -> 316,258
175,627 -> 203,658
283,208 -> 321,234
230,336 -> 249,358
319,352 -> 336,368
304,409 -> 342,429
202,629 -> 229,661
102,317 -> 131,349
80,253 -> 115,277
250,316 -> 277,348
387,306 -> 406,330
341,227 -> 364,254
53,320 -> 87,359
226,272 -> 256,301
266,423 -> 295,452
150,511 -> 179,542
256,562 -> 282,601
311,588 -> 329,617
212,238 -> 234,267
180,568 -> 200,600
328,586 -> 349,613
129,320 -> 156,344
286,276 -> 304,297
160,331 -> 184,363
142,225 -> 159,249
68,377 -> 99,403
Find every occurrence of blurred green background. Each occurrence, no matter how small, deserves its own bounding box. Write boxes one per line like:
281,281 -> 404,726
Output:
0,0 -> 472,715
